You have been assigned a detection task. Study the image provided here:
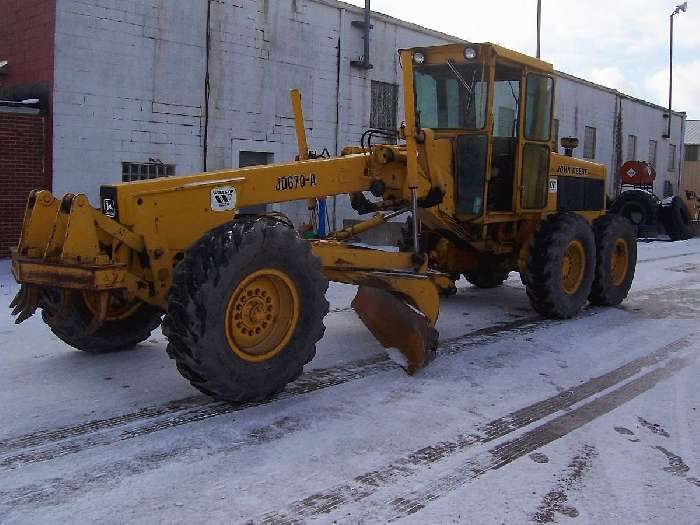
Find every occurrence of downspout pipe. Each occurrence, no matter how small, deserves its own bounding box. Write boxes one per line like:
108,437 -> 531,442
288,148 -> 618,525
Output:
350,0 -> 373,69
362,0 -> 370,68
203,0 -> 212,171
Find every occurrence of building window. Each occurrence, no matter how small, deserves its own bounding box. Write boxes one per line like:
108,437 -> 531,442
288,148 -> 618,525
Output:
648,140 -> 657,169
664,180 -> 674,198
553,119 -> 560,152
668,144 -> 676,172
239,151 -> 273,167
122,162 -> 175,182
370,81 -> 398,131
686,145 -> 699,162
583,126 -> 596,159
626,134 -> 637,161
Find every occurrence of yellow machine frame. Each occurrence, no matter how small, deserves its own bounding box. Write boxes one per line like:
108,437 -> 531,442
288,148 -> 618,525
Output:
11,42 -> 612,377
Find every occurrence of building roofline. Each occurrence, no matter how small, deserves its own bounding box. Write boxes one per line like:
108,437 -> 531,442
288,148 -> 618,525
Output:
554,70 -> 686,118
312,0 -> 686,120
310,0 -> 468,45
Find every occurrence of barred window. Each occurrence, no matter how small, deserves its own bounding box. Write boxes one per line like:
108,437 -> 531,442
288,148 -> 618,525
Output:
686,145 -> 699,162
583,126 -> 596,159
648,140 -> 657,169
122,162 -> 175,182
370,81 -> 398,131
626,134 -> 637,161
668,144 -> 676,172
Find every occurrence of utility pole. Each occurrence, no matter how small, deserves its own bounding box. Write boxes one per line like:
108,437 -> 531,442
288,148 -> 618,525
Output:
665,2 -> 687,139
536,0 -> 542,58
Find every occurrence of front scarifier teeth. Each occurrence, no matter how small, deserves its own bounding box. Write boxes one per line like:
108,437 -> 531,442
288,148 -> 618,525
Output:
9,287 -> 24,311
352,285 -> 438,374
10,285 -> 40,324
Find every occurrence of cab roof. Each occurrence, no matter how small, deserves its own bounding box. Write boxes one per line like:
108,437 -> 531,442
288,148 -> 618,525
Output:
405,42 -> 554,73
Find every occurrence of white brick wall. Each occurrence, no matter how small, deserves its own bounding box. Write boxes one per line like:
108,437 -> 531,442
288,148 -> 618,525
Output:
52,0 -> 686,226
555,73 -> 685,197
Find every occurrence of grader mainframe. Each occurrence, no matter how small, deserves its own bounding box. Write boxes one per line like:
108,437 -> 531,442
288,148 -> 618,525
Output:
10,43 -> 637,402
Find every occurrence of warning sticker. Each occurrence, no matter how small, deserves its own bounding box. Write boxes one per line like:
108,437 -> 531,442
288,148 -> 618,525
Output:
102,198 -> 116,218
211,187 -> 237,211
548,178 -> 558,193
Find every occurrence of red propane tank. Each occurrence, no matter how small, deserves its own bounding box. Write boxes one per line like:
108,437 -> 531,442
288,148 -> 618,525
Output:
619,160 -> 655,187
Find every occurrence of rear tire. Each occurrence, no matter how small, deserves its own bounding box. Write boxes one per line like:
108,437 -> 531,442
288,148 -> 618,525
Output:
525,213 -> 596,319
163,218 -> 329,403
464,269 -> 510,289
609,189 -> 660,237
589,214 -> 637,306
661,196 -> 693,241
41,290 -> 162,353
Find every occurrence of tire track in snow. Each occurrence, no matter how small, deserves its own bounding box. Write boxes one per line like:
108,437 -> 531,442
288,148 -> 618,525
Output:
0,316 -> 542,470
378,351 -> 695,523
637,250 -> 700,264
531,444 -> 598,523
251,334 -> 697,525
1,270 -> 695,471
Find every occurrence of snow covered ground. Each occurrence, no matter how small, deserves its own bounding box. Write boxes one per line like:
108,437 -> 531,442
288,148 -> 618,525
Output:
1,239 -> 699,524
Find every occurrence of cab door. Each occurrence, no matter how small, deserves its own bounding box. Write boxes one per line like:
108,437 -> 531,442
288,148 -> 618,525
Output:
518,72 -> 555,211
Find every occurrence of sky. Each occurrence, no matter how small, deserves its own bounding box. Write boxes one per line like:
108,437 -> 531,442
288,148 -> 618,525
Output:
344,0 -> 700,120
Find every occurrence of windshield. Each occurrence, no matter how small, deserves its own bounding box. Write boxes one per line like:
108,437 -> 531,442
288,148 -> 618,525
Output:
414,61 -> 487,130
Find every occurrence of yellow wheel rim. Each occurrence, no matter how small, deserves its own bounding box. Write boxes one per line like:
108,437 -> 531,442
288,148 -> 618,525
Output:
82,291 -> 141,321
561,239 -> 586,295
610,238 -> 629,287
224,269 -> 300,363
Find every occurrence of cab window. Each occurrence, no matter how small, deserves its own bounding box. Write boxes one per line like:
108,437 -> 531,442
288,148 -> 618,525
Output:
414,62 -> 487,130
524,74 -> 553,142
521,143 -> 550,209
488,62 -> 522,212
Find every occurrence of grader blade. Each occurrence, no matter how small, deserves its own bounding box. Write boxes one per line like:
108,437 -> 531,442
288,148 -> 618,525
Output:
352,285 -> 438,374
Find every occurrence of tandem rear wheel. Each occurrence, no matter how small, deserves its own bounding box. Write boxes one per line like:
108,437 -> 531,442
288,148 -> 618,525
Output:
163,217 -> 329,403
523,212 -> 636,319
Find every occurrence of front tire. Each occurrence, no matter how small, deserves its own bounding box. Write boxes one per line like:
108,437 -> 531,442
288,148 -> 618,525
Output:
163,218 -> 329,403
524,213 -> 596,319
589,214 -> 637,306
41,290 -> 162,353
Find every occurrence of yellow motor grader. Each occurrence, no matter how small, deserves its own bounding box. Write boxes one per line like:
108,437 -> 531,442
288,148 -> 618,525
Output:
10,43 -> 637,402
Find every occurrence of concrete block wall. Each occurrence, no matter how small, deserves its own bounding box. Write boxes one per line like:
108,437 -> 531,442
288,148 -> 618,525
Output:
52,0 -> 207,201
51,0 -> 452,223
617,96 -> 685,197
555,73 -> 685,198
49,0 -> 686,227
204,0 -> 449,225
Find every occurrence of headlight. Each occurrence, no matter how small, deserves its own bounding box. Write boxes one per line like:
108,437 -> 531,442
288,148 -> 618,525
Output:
464,47 -> 477,60
413,52 -> 425,65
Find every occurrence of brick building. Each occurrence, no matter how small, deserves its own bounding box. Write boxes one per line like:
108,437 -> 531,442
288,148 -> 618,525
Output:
0,0 -> 688,252
0,105 -> 46,256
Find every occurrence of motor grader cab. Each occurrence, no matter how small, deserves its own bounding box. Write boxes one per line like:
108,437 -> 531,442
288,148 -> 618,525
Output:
10,43 -> 637,402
